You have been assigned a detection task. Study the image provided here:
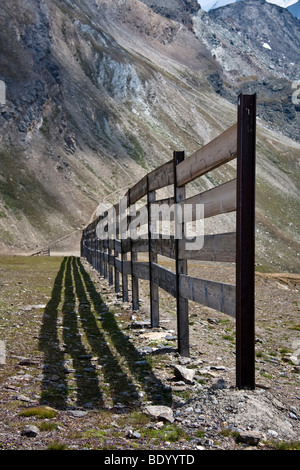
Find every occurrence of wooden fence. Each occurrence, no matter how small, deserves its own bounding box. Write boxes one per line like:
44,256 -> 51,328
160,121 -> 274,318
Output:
81,94 -> 257,390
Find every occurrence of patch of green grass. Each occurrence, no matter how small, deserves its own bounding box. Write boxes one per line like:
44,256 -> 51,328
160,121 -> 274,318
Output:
222,334 -> 235,343
19,406 -> 57,419
219,428 -> 233,438
47,442 -> 68,450
39,421 -> 61,431
82,429 -> 108,439
266,440 -> 300,451
260,371 -> 273,380
143,424 -> 187,443
279,347 -> 291,355
256,351 -> 266,359
124,411 -> 151,427
195,429 -> 206,439
289,324 -> 300,331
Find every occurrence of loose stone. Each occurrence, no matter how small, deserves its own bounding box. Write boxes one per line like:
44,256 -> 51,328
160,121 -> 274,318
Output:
21,425 -> 39,437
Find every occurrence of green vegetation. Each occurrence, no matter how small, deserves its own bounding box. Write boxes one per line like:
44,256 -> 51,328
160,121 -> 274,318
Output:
0,255 -> 299,450
47,442 -> 69,450
0,150 -> 71,240
142,424 -> 187,443
264,440 -> 300,451
19,406 -> 57,419
123,133 -> 147,169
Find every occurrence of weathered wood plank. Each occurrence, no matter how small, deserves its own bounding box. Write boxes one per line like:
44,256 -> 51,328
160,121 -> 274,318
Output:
150,236 -> 176,259
176,124 -> 237,187
132,261 -> 150,281
129,176 -> 148,205
148,160 -> 174,192
114,239 -> 122,254
151,263 -> 176,297
119,238 -> 149,254
179,274 -> 236,317
153,196 -> 175,207
132,238 -> 149,253
115,257 -> 122,273
182,179 -> 236,220
122,260 -> 132,276
179,232 -> 236,262
120,238 -> 131,254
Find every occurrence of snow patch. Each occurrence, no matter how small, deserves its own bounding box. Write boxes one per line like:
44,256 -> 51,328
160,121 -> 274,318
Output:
262,42 -> 272,50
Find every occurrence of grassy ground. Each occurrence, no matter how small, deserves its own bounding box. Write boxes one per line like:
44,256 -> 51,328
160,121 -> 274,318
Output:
0,255 -> 299,450
0,255 -> 178,450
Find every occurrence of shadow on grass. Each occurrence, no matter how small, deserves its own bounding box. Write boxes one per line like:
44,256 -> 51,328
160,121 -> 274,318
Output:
39,256 -> 172,410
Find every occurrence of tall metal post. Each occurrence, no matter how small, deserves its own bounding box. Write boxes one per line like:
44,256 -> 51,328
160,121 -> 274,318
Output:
236,93 -> 256,389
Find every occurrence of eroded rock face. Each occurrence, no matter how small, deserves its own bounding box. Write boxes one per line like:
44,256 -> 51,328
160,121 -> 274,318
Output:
193,0 -> 300,141
139,0 -> 200,28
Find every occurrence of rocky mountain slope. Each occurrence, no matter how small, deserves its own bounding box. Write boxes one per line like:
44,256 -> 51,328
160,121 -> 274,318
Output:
193,0 -> 300,141
0,0 -> 299,272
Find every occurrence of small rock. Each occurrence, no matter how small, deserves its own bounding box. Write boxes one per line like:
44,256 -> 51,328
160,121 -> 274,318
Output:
14,356 -> 39,366
134,360 -> 148,366
211,378 -> 227,390
290,354 -> 300,366
126,429 -> 141,439
78,354 -> 93,360
131,321 -> 150,329
204,438 -> 214,446
144,405 -> 174,423
207,318 -> 219,324
68,410 -> 88,418
21,425 -> 39,437
178,357 -> 191,365
15,394 -> 34,403
210,365 -> 227,371
237,430 -> 261,446
174,365 -> 195,384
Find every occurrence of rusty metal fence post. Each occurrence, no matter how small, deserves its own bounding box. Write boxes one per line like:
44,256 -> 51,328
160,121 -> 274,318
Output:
236,93 -> 257,389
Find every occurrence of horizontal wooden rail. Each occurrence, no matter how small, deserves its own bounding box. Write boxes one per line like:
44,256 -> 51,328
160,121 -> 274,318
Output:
182,178 -> 236,219
179,232 -> 236,262
176,123 -> 237,187
179,274 -> 236,317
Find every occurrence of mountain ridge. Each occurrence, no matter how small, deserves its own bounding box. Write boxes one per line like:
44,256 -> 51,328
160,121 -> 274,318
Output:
199,0 -> 299,14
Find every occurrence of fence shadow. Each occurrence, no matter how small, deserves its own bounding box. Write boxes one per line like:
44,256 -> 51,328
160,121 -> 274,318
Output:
38,256 -> 172,410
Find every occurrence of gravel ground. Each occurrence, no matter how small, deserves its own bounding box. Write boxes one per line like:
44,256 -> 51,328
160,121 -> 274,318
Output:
0,255 -> 299,452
